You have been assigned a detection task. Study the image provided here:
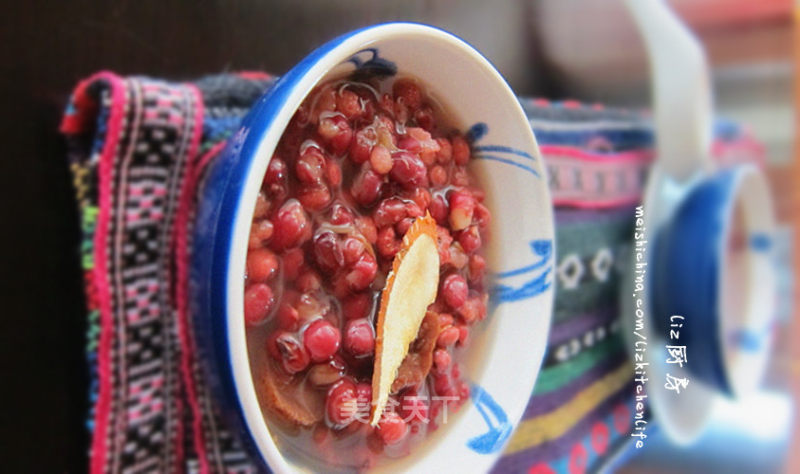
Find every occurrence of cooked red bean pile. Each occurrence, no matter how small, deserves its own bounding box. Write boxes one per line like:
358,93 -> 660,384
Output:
244,76 -> 491,468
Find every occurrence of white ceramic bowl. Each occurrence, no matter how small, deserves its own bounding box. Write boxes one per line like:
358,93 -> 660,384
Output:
191,22 -> 555,472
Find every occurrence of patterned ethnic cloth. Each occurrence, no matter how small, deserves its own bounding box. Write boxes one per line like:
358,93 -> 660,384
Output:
61,73 -> 763,474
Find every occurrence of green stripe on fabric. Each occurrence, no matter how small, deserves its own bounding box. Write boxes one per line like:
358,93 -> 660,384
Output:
86,310 -> 100,352
533,333 -> 624,395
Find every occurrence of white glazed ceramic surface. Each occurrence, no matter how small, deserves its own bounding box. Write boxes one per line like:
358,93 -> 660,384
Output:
221,24 -> 555,472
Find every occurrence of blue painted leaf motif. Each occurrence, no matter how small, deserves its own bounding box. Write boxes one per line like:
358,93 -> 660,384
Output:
749,233 -> 772,252
492,239 -> 553,302
347,48 -> 397,77
466,384 -> 513,454
468,122 -> 541,178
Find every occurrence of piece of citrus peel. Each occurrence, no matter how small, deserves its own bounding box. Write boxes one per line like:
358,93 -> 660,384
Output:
370,213 -> 440,426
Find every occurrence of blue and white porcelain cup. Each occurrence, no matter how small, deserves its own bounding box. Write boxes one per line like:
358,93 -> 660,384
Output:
190,23 -> 555,472
651,164 -> 775,397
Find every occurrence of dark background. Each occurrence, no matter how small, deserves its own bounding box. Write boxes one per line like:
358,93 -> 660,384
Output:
1,1 -> 792,472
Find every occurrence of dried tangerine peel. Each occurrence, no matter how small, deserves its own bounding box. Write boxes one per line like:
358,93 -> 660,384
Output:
370,213 -> 440,425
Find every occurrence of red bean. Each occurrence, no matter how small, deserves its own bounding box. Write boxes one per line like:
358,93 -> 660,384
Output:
452,166 -> 470,187
441,273 -> 468,309
248,219 -> 274,249
298,184 -> 332,211
246,248 -> 279,282
265,157 -> 288,185
468,254 -> 487,285
318,115 -> 353,156
269,331 -> 310,374
448,243 -> 469,270
435,138 -> 452,164
329,203 -> 355,225
433,349 -> 451,372
346,253 -> 378,291
355,216 -> 377,244
395,217 -> 414,236
272,199 -> 312,250
436,326 -> 460,348
429,194 -> 449,225
327,159 -> 342,187
342,292 -> 372,321
408,187 -> 431,212
351,166 -> 383,206
313,230 -> 344,272
389,151 -> 428,189
356,382 -> 372,418
344,318 -> 375,357
254,191 -> 270,218
452,135 -> 470,165
429,165 -> 447,187
376,226 -> 400,259
296,269 -> 322,293
393,79 -> 422,110
351,126 -> 376,164
434,226 -> 453,264
407,128 -> 439,165
437,312 -> 455,328
244,283 -> 274,326
373,198 -> 408,228
326,379 -> 358,428
377,412 -> 408,445
400,392 -> 429,423
296,147 -> 326,184
282,247 -> 305,281
433,372 -> 454,397
342,236 -> 366,265
414,106 -> 435,131
304,319 -> 341,362
457,225 -> 482,254
457,296 -> 485,323
337,89 -> 363,119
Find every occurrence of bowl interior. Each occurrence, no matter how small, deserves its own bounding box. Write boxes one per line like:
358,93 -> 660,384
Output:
718,166 -> 774,397
225,23 -> 555,473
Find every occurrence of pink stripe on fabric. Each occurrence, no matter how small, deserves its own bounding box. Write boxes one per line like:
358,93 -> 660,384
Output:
553,196 -> 642,209
173,86 -> 215,474
88,71 -> 127,474
539,145 -> 654,164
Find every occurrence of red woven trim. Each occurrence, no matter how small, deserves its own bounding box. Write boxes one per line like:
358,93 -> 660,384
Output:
87,71 -> 127,474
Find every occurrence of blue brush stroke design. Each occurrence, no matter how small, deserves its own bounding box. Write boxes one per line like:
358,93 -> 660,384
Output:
473,155 -> 540,178
347,48 -> 397,77
467,122 -> 489,142
749,233 -> 772,252
473,145 -> 535,161
732,330 -> 762,352
492,239 -> 553,302
496,240 -> 552,278
468,122 -> 540,178
467,384 -> 513,454
493,269 -> 552,303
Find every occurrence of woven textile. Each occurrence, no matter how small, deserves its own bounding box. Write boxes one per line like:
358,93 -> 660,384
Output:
62,73 -> 762,473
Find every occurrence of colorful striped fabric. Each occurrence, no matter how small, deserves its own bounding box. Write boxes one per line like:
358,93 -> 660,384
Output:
61,73 -> 763,474
492,99 -> 648,474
